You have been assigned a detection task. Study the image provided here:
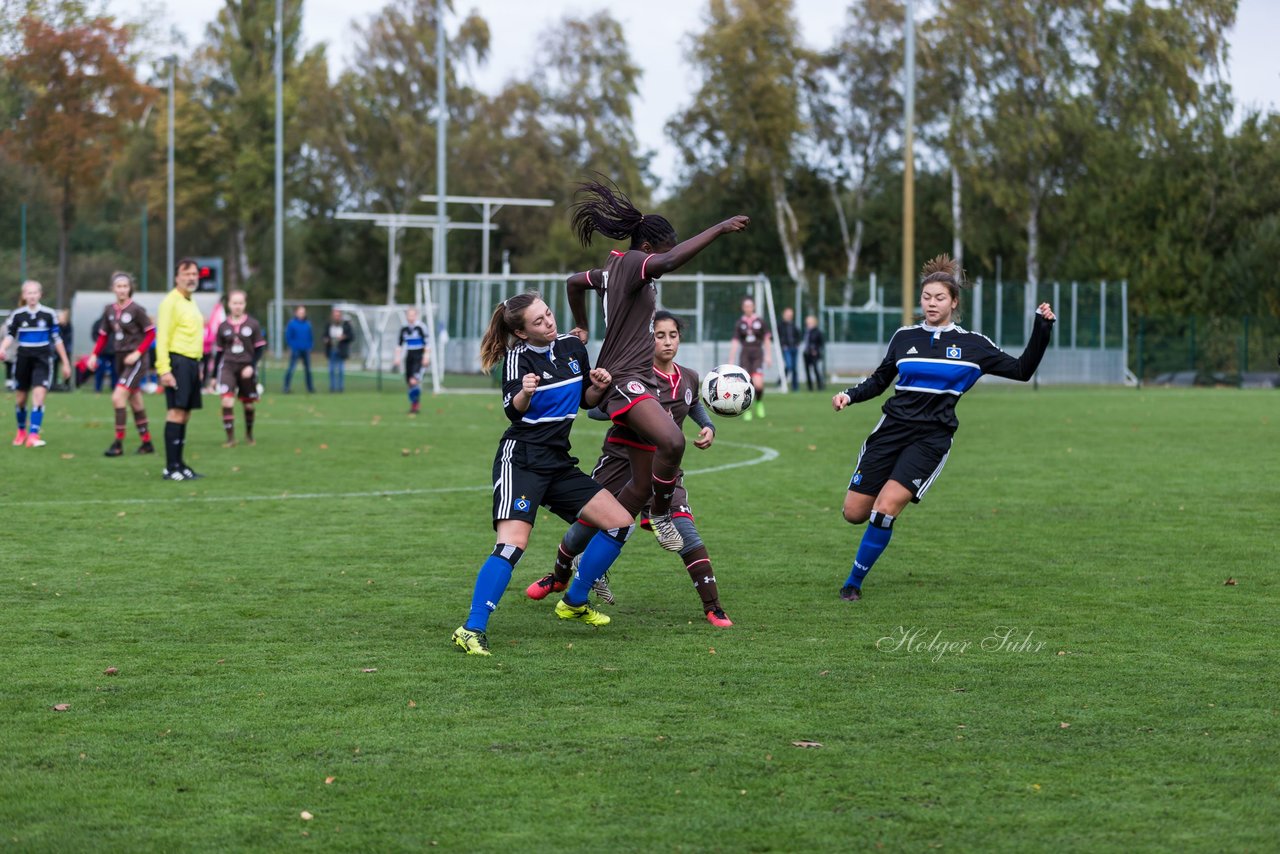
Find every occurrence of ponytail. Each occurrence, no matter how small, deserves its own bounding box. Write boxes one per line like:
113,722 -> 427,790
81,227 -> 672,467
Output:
570,176 -> 676,250
479,291 -> 542,371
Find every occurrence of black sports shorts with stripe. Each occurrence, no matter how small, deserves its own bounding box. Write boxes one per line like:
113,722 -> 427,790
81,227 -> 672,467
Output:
848,417 -> 953,504
491,439 -> 604,529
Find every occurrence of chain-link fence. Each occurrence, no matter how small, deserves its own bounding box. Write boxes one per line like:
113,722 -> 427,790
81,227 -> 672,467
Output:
1134,315 -> 1280,387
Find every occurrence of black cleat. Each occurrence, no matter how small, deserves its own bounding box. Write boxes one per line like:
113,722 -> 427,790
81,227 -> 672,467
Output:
136,440 -> 155,455
840,584 -> 862,601
104,440 -> 124,457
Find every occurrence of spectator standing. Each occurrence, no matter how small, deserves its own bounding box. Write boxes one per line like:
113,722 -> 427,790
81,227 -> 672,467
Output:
803,315 -> 826,391
777,306 -> 801,391
283,305 -> 314,393
324,309 -> 354,392
90,314 -> 119,391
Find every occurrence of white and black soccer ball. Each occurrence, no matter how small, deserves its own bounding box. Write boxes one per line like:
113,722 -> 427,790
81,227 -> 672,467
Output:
700,363 -> 754,417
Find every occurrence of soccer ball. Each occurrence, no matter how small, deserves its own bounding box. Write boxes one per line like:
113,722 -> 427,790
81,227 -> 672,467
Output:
700,364 -> 754,417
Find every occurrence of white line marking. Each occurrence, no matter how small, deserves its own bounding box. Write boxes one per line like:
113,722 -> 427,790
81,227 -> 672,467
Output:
1,440 -> 779,508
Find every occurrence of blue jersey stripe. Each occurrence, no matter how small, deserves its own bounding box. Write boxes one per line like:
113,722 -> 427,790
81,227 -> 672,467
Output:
522,376 -> 582,423
896,359 -> 982,394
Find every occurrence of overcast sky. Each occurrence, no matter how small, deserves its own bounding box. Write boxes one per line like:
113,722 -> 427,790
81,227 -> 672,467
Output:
118,0 -> 1280,194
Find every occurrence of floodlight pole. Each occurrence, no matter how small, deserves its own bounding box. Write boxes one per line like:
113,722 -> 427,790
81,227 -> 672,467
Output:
434,0 -> 447,277
166,55 -> 176,284
274,0 -> 285,356
901,0 -> 916,327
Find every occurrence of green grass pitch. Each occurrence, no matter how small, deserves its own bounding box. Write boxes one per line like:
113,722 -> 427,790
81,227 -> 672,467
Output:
1,382 -> 1276,851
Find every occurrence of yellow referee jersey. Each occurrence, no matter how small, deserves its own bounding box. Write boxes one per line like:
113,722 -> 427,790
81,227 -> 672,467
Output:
155,287 -> 204,374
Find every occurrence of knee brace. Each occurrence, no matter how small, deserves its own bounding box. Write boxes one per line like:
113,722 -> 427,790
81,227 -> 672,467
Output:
601,524 -> 634,546
868,510 -> 895,530
492,543 -> 525,567
675,516 -> 704,556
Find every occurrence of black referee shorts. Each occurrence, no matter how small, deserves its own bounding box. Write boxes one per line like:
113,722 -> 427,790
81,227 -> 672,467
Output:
849,416 -> 953,504
164,354 -> 203,411
14,353 -> 52,391
491,439 -> 604,529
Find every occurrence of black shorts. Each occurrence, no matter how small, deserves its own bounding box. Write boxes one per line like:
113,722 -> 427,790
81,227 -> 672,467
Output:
848,416 -> 953,504
404,350 -> 424,383
164,354 -> 203,411
115,354 -> 146,391
492,439 -> 604,528
218,362 -> 259,401
14,353 -> 52,391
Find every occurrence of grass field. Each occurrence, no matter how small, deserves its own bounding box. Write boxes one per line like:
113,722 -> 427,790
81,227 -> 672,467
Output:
1,382 -> 1276,852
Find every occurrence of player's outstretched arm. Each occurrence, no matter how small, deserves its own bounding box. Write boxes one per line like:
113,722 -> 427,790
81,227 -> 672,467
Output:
565,272 -> 597,336
644,216 -> 750,279
983,304 -> 1056,382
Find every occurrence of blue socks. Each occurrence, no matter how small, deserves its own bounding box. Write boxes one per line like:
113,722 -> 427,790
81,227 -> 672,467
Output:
409,385 -> 421,405
465,544 -> 524,632
845,511 -> 894,590
15,406 -> 26,430
564,526 -> 632,606
29,406 -> 43,435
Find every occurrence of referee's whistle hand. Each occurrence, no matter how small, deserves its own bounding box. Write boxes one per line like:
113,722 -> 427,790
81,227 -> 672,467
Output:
832,392 -> 851,411
160,372 -> 177,389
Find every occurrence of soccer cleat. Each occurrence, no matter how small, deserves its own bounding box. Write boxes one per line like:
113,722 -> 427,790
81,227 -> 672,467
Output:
705,606 -> 734,627
104,440 -> 124,457
840,584 -> 862,601
742,409 -> 753,422
162,467 -> 185,481
648,514 -> 684,552
555,598 -> 611,626
525,573 -> 568,600
25,434 -> 46,448
245,437 -> 256,446
12,429 -> 27,446
591,571 -> 616,605
136,441 -> 155,455
452,626 -> 491,656
180,467 -> 204,480
222,440 -> 236,448
756,401 -> 766,418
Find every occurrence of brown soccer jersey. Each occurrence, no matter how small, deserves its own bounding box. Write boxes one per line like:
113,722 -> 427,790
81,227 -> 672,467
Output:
102,300 -> 153,355
216,316 -> 265,367
588,249 -> 660,383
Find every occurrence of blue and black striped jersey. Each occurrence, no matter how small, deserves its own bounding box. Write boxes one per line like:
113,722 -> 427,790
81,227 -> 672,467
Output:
398,323 -> 429,351
845,314 -> 1054,431
5,305 -> 62,356
500,334 -> 593,452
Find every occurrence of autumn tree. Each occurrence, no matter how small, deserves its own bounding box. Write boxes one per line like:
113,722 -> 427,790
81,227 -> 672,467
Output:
3,13 -> 153,306
670,0 -> 811,288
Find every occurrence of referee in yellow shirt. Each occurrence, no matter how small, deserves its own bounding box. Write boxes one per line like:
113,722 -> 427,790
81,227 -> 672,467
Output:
156,258 -> 205,481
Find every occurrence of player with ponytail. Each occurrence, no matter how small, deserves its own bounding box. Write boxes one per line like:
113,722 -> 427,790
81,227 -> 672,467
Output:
453,292 -> 634,656
832,255 -> 1056,601
565,178 -> 748,555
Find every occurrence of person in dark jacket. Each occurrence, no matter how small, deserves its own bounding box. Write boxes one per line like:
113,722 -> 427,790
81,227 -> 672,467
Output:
777,306 -> 801,391
323,309 -> 354,392
803,314 -> 826,391
90,315 -> 118,391
283,305 -> 314,393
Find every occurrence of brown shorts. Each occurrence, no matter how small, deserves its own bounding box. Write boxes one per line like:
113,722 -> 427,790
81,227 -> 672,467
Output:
114,354 -> 146,391
740,346 -> 765,377
600,374 -> 658,422
591,447 -> 691,519
218,362 -> 259,401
